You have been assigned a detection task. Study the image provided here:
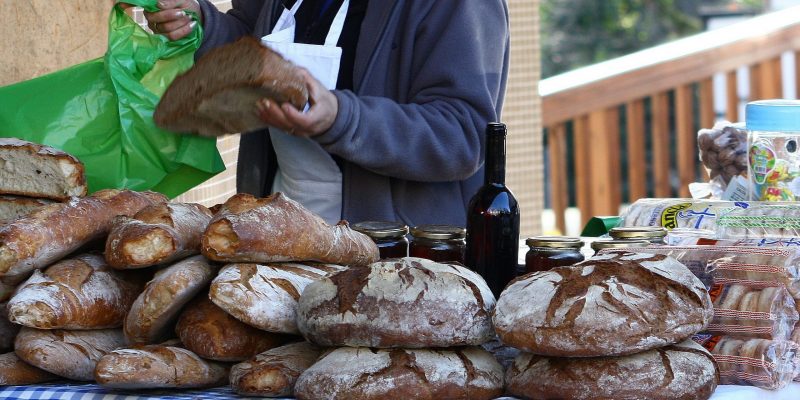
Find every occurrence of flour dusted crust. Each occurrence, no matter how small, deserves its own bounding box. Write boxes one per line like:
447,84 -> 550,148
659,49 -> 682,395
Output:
124,255 -> 217,344
506,340 -> 719,400
0,196 -> 52,224
297,257 -> 496,348
294,347 -> 504,400
201,193 -> 379,266
95,344 -> 229,389
8,254 -> 146,329
230,341 -> 321,397
0,352 -> 57,386
493,251 -> 713,357
210,262 -> 346,334
14,328 -> 125,381
0,189 -> 167,278
105,202 -> 213,269
0,138 -> 87,201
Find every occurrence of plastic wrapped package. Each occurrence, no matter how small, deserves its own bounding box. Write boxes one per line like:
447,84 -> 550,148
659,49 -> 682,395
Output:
622,199 -> 746,231
667,236 -> 800,248
746,100 -> 800,202
716,204 -> 800,239
698,121 -> 748,186
708,284 -> 798,341
693,335 -> 799,389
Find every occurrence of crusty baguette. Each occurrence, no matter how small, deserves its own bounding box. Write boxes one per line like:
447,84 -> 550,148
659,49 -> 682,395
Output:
15,327 -> 125,381
0,189 -> 167,277
0,195 -> 52,224
125,255 -> 217,344
202,193 -> 379,266
7,254 -> 146,329
0,352 -> 57,386
95,344 -> 229,389
105,202 -> 213,269
154,36 -> 308,137
210,262 -> 347,334
0,303 -> 19,352
0,138 -> 87,201
230,341 -> 321,397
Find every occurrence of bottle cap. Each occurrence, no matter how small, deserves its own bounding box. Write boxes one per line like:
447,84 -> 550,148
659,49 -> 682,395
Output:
486,122 -> 507,137
526,236 -> 584,249
608,226 -> 667,241
352,221 -> 409,239
746,100 -> 800,132
590,240 -> 651,252
411,225 -> 466,240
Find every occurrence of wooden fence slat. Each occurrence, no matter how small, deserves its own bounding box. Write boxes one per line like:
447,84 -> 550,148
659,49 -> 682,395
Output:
626,100 -> 647,202
587,108 -> 621,216
676,84 -> 696,197
726,70 -> 739,122
547,124 -> 568,235
573,116 -> 592,226
699,78 -> 714,181
651,92 -> 672,198
757,57 -> 783,99
749,63 -> 763,100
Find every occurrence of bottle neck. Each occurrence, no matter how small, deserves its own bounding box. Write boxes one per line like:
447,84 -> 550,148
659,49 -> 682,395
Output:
485,134 -> 506,185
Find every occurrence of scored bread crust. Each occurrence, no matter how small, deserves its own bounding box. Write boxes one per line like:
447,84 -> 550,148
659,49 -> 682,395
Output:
506,340 -> 719,400
0,189 -> 168,278
0,352 -> 57,386
105,202 -> 213,269
7,254 -> 146,329
493,251 -> 714,357
124,255 -> 217,345
94,344 -> 229,389
201,193 -> 379,266
0,138 -> 87,201
230,341 -> 321,397
154,36 -> 308,136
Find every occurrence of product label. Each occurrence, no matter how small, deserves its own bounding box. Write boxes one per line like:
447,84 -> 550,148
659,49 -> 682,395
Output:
693,334 -> 722,352
660,203 -> 692,229
749,140 -> 776,185
707,283 -> 726,304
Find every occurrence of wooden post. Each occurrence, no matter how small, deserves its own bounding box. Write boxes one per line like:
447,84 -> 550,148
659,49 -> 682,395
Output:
626,100 -> 647,202
726,70 -> 740,122
698,78 -> 715,181
651,92 -> 672,198
586,108 -> 622,217
547,124 -> 568,235
574,116 -> 593,226
676,84 -> 696,197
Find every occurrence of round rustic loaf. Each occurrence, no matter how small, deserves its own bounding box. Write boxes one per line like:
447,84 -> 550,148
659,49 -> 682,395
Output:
294,346 -> 504,400
506,340 -> 719,400
230,341 -> 321,397
297,257 -> 496,348
493,251 -> 713,357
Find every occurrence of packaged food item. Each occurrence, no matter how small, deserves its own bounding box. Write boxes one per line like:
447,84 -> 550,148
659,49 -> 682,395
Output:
667,236 -> 800,248
717,204 -> 800,239
693,335 -> 799,390
409,225 -> 466,264
698,121 -> 748,186
621,199 -> 748,231
524,237 -> 584,273
589,239 -> 650,253
352,221 -> 409,259
746,100 -> 800,202
707,284 -> 798,341
608,226 -> 668,244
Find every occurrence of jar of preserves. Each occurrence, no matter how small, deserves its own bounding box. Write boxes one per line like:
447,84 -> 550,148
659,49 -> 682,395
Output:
590,239 -> 651,254
608,226 -> 668,244
525,237 -> 585,274
410,225 -> 466,264
352,221 -> 409,259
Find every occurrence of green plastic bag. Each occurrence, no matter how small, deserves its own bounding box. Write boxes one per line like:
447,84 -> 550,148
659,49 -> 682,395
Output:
0,0 -> 224,198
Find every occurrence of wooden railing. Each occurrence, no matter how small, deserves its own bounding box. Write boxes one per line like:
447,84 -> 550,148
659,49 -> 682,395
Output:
540,6 -> 800,234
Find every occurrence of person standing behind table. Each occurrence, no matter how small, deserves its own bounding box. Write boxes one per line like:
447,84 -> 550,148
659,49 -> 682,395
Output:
140,0 -> 510,227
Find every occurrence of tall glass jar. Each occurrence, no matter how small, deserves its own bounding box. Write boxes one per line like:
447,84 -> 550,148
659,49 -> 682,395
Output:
524,237 -> 584,274
352,221 -> 409,259
410,225 -> 466,264
608,226 -> 668,244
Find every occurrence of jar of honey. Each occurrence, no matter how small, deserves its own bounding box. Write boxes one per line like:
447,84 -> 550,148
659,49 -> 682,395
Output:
409,225 -> 466,264
590,239 -> 651,254
608,226 -> 668,244
352,221 -> 409,259
525,237 -> 585,274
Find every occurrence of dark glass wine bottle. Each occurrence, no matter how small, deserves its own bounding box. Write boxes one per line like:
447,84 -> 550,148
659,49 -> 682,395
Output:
465,122 -> 520,297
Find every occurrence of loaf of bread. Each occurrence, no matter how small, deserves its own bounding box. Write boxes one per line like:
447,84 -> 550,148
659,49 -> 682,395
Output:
493,251 -> 713,357
230,341 -> 321,397
95,344 -> 229,389
105,202 -> 213,269
0,196 -> 52,224
0,352 -> 57,386
125,255 -> 217,344
154,36 -> 308,137
0,138 -> 87,201
0,189 -> 167,277
15,327 -> 125,381
298,258 -> 496,348
202,193 -> 379,266
0,303 -> 19,352
7,254 -> 146,329
210,262 -> 346,334
506,340 -> 719,400
294,347 -> 504,400
709,284 -> 798,340
176,296 -> 292,362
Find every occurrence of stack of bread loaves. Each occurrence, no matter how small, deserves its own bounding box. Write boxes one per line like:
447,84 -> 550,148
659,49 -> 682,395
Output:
493,251 -> 719,400
278,257 -> 505,400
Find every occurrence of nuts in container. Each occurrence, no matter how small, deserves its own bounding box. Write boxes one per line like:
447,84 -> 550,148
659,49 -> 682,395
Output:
698,121 -> 748,185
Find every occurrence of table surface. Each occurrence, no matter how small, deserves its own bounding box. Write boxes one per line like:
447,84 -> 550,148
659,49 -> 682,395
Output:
2,382 -> 797,400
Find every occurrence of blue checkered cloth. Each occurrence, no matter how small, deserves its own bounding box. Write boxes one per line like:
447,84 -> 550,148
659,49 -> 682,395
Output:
0,382 -> 291,400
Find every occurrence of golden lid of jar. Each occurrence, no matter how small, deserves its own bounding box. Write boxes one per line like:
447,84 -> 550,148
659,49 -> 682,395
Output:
410,225 -> 466,240
526,236 -> 584,249
591,239 -> 651,251
352,221 -> 409,239
609,226 -> 668,240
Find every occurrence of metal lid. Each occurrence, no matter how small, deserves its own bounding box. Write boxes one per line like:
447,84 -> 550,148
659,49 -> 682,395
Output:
526,236 -> 584,249
590,240 -> 651,251
410,225 -> 466,240
352,221 -> 409,239
609,226 -> 667,240
746,99 -> 800,132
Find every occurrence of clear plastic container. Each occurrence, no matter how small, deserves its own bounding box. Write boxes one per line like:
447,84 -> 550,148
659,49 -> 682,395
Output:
747,100 -> 800,201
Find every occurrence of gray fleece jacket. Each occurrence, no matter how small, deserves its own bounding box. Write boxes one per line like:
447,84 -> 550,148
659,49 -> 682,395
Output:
197,0 -> 510,227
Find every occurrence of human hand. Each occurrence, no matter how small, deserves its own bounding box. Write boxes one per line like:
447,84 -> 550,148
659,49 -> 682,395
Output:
255,69 -> 339,137
121,0 -> 202,41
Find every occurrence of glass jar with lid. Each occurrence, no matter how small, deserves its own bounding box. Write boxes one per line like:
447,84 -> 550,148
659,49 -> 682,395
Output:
608,226 -> 668,244
590,239 -> 651,254
352,221 -> 409,259
525,237 -> 585,274
409,225 -> 466,264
